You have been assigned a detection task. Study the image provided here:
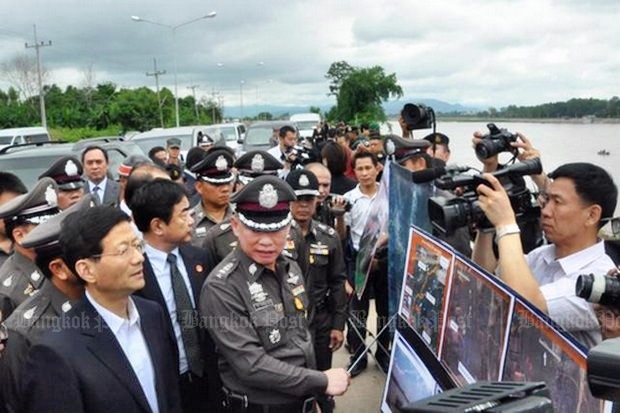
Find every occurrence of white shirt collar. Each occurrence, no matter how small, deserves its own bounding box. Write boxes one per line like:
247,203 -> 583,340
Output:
85,290 -> 140,334
89,177 -> 108,192
542,240 -> 607,275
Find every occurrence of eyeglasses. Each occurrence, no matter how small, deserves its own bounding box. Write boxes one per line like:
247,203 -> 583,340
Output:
90,240 -> 144,260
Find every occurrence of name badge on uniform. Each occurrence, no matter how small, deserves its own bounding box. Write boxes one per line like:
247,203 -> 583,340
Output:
248,282 -> 268,303
309,243 -> 329,256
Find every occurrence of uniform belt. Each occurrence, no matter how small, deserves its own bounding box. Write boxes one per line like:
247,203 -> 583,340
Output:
223,388 -> 315,413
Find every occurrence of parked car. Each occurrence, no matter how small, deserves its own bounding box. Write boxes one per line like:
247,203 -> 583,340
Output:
241,121 -> 297,155
202,122 -> 246,155
0,139 -> 145,189
128,126 -> 210,160
0,127 -> 51,151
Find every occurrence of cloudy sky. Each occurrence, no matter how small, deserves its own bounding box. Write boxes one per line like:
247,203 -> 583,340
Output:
1,0 -> 618,112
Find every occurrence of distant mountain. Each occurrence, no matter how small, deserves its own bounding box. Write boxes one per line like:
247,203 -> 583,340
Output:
383,98 -> 482,115
223,99 -> 482,119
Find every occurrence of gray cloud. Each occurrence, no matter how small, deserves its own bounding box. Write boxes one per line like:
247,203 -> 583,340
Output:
0,0 -> 618,112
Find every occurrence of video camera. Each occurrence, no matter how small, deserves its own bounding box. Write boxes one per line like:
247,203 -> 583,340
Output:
428,158 -> 542,236
401,103 -> 436,131
475,123 -> 519,161
284,143 -> 314,169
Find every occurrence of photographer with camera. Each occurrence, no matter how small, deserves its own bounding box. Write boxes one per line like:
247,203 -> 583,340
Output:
267,125 -> 299,178
472,161 -> 618,348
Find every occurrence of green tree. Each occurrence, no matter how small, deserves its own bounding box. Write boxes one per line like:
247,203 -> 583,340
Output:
325,61 -> 355,97
335,65 -> 403,122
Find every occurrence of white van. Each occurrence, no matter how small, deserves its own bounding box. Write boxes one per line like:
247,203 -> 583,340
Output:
0,127 -> 51,150
289,113 -> 321,139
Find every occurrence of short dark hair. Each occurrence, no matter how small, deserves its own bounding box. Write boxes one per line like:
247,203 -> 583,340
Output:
124,163 -> 168,208
60,206 -> 130,276
34,245 -> 63,280
130,178 -> 187,233
352,151 -> 379,168
0,172 -> 27,197
279,125 -> 296,139
148,146 -> 166,161
548,163 -> 618,226
81,145 -> 109,163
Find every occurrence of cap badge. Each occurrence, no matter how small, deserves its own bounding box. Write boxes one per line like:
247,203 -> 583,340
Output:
385,139 -> 395,155
64,160 -> 79,176
215,155 -> 228,171
45,185 -> 58,206
258,184 -> 278,209
435,135 -> 442,144
299,174 -> 310,187
251,154 -> 265,172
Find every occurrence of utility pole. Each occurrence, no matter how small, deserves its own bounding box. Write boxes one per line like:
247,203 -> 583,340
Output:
146,58 -> 166,128
211,87 -> 220,123
25,24 -> 52,128
187,85 -> 200,121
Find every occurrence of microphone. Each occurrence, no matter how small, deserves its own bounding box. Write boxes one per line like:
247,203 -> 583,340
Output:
411,165 -> 470,184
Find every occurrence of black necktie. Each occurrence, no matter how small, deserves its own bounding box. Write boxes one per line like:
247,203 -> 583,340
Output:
167,253 -> 204,377
92,186 -> 102,205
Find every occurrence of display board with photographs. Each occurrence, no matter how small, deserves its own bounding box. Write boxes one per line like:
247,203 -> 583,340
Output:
381,330 -> 443,413
439,256 -> 514,385
387,226 -> 607,413
398,230 -> 454,355
503,300 -> 603,413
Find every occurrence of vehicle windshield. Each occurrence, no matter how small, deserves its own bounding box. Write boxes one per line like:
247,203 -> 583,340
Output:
296,121 -> 318,130
130,135 -> 192,153
204,126 -> 237,143
244,126 -> 274,146
0,155 -> 67,189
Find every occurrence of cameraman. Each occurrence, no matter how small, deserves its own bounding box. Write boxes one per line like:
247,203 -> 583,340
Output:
472,162 -> 618,348
267,125 -> 298,178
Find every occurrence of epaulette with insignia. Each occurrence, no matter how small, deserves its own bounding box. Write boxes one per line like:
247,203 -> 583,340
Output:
213,257 -> 239,280
4,292 -> 51,333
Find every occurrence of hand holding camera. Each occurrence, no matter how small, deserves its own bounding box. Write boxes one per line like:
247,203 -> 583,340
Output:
327,194 -> 350,217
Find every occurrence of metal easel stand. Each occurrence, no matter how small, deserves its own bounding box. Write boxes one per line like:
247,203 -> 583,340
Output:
346,310 -> 398,376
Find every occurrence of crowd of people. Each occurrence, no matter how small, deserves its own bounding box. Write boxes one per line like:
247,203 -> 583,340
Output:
0,116 -> 618,413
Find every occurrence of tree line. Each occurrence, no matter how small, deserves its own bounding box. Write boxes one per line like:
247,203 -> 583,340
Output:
0,82 -> 222,137
470,97 -> 620,119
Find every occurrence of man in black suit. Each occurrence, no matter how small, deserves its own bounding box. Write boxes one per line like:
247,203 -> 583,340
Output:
81,145 -> 120,206
21,205 -> 182,413
129,178 -> 217,412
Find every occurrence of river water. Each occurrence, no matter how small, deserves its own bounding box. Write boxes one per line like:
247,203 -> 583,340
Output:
384,120 -> 620,215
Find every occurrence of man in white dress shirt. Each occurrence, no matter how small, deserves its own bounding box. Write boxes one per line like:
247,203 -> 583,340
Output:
473,162 -> 618,348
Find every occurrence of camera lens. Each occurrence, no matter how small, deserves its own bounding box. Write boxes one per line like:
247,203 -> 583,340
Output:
576,274 -> 620,307
475,139 -> 505,161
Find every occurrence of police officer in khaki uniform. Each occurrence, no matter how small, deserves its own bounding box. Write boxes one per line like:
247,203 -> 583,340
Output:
0,194 -> 94,413
39,155 -> 86,211
202,150 -> 282,267
284,170 -> 347,413
0,178 -> 60,322
189,147 -> 235,247
201,175 -> 350,413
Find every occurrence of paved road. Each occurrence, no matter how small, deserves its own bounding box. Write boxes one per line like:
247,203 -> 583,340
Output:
331,300 -> 387,412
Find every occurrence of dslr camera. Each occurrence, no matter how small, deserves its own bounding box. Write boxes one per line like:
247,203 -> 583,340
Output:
401,103 -> 435,131
428,159 -> 542,236
475,123 -> 519,161
576,273 -> 620,308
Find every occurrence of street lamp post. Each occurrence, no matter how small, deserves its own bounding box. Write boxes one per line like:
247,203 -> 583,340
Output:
240,80 -> 245,121
131,12 -> 216,127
